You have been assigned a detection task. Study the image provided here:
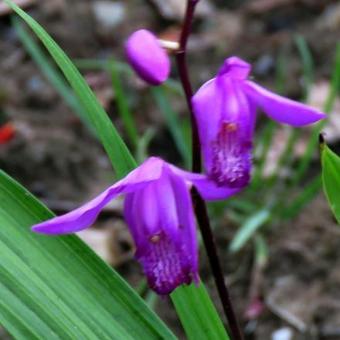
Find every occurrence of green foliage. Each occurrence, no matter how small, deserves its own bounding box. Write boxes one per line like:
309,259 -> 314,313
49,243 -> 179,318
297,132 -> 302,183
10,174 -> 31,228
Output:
321,141 -> 340,224
230,210 -> 271,253
151,86 -> 191,167
171,284 -> 230,340
221,40 -> 340,262
0,170 -> 176,340
5,0 -> 136,179
12,17 -> 95,134
109,59 -> 139,149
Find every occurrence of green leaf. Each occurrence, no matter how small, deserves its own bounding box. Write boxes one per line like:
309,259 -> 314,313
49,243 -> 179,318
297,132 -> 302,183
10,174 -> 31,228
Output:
171,284 -> 229,340
0,170 -> 176,339
109,59 -> 139,149
280,176 -> 321,220
294,35 -> 314,100
291,43 -> 340,187
5,0 -> 136,178
12,17 -> 95,134
230,210 -> 271,253
151,87 -> 191,167
321,142 -> 340,224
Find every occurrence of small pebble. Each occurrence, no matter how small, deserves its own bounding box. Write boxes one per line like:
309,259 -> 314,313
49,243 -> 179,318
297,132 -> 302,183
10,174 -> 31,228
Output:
92,1 -> 126,30
272,327 -> 293,340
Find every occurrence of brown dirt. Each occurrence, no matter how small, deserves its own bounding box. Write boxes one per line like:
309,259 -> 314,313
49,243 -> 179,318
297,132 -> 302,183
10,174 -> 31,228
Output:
0,0 -> 339,339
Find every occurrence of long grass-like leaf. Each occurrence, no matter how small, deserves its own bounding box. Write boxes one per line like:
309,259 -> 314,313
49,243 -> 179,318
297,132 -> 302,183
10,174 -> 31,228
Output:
12,17 -> 94,134
151,87 -> 191,166
230,210 -> 271,253
5,0 -> 136,178
109,59 -> 139,149
171,284 -> 230,340
0,170 -> 176,339
291,43 -> 340,187
321,141 -> 340,223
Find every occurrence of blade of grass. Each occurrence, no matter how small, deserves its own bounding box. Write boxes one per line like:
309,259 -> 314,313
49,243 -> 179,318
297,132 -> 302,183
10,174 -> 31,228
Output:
0,170 -> 176,339
12,17 -> 95,133
294,35 -> 314,100
280,175 -> 321,220
320,142 -> 340,223
136,127 -> 156,163
171,283 -> 230,340
267,37 -> 313,190
271,41 -> 339,220
229,210 -> 271,253
290,43 -> 340,187
75,58 -> 130,73
6,0 -> 136,178
254,235 -> 268,267
151,86 -> 191,166
109,59 -> 139,149
252,49 -> 287,188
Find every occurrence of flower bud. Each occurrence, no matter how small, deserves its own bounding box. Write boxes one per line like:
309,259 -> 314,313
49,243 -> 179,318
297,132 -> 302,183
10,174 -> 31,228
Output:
125,29 -> 170,85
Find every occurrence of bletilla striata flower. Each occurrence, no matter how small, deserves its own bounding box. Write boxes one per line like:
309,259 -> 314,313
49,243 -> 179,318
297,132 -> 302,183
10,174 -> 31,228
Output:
32,157 -> 240,294
125,29 -> 170,86
192,56 -> 326,188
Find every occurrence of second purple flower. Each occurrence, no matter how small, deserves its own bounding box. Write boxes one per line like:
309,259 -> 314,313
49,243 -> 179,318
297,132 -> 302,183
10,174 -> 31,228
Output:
192,56 -> 326,188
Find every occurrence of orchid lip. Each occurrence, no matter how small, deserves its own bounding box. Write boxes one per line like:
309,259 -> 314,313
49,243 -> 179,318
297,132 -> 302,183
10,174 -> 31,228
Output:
210,121 -> 252,188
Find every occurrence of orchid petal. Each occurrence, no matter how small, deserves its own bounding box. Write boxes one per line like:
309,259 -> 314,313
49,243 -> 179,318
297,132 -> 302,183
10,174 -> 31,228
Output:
191,176 -> 243,201
218,56 -> 251,80
243,80 -> 326,126
153,172 -> 179,235
169,165 -> 242,201
168,169 -> 198,282
32,157 -> 164,234
192,78 -> 223,173
206,76 -> 253,187
126,169 -> 198,294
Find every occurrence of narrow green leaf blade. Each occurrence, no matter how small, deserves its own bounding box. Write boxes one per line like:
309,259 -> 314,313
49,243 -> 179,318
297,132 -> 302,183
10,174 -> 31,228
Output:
109,59 -> 139,149
0,170 -> 176,339
151,86 -> 191,167
230,210 -> 271,253
12,17 -> 95,134
5,0 -> 136,178
171,284 -> 229,340
321,143 -> 340,223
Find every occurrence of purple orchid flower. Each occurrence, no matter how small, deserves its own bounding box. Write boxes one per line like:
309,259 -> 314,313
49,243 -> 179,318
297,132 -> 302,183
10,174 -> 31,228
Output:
125,29 -> 170,86
192,56 -> 326,188
32,157 -> 240,294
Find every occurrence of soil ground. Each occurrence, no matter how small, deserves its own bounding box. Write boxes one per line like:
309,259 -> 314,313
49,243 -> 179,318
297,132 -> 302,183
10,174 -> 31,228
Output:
0,0 -> 340,339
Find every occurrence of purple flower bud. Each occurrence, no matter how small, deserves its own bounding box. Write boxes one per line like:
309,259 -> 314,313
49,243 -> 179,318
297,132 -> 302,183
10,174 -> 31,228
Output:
125,29 -> 170,86
31,157 -> 240,294
192,56 -> 326,188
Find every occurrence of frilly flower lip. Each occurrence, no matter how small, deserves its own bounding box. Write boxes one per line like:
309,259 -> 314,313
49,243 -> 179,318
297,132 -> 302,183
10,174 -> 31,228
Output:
192,56 -> 326,188
32,157 -> 241,294
125,29 -> 170,86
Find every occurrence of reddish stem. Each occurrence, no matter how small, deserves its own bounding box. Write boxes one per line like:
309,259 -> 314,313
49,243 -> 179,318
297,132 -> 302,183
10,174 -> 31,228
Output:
175,1 -> 244,339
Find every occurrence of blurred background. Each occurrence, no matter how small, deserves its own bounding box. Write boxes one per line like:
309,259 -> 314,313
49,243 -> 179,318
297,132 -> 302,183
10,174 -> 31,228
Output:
0,0 -> 340,339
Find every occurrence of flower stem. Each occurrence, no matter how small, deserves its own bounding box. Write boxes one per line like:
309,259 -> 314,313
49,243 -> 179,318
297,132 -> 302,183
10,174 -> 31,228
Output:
175,1 -> 244,339
191,187 -> 244,340
176,0 -> 201,172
